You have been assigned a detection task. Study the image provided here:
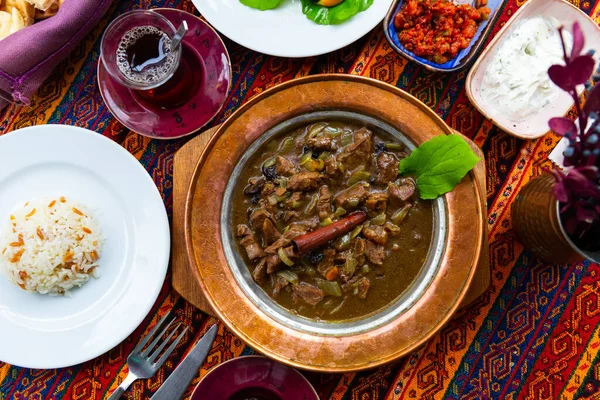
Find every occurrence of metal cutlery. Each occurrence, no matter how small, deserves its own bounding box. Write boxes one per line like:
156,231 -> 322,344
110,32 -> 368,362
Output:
150,324 -> 218,400
170,20 -> 189,52
107,311 -> 188,400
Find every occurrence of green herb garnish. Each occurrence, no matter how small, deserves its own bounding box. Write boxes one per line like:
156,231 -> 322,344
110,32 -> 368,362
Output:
240,0 -> 282,10
300,0 -> 373,25
399,134 -> 480,200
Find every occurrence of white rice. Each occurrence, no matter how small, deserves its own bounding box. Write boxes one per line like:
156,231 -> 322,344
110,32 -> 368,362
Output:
0,197 -> 104,296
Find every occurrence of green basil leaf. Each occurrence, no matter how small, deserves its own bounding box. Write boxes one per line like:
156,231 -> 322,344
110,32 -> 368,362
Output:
399,134 -> 480,200
300,0 -> 373,25
240,0 -> 282,11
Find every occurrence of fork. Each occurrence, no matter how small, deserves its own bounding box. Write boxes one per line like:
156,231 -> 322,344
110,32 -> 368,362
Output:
107,311 -> 188,400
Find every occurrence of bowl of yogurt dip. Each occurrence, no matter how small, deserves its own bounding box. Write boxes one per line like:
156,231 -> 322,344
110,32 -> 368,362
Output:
465,0 -> 600,140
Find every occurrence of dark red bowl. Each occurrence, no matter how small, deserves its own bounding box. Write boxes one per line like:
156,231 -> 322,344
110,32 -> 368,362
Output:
191,356 -> 319,400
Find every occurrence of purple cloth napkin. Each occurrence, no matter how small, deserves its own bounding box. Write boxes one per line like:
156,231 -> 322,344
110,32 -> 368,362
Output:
0,0 -> 114,110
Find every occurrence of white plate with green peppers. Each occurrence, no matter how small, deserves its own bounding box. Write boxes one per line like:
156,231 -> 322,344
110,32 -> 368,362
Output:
192,0 -> 393,58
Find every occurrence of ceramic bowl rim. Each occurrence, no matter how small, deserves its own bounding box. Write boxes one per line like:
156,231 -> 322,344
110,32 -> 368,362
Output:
465,0 -> 600,139
190,355 -> 319,400
382,0 -> 507,73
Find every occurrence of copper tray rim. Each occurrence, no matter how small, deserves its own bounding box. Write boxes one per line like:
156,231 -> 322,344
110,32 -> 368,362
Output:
184,74 -> 484,372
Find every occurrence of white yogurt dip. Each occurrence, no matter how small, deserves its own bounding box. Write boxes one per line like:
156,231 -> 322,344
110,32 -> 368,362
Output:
481,16 -> 572,121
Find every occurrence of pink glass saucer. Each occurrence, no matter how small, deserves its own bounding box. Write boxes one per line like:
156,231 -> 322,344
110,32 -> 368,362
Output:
98,8 -> 231,140
191,356 -> 319,400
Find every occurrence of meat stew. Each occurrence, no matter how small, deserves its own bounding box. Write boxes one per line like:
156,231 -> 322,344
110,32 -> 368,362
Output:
232,121 -> 434,321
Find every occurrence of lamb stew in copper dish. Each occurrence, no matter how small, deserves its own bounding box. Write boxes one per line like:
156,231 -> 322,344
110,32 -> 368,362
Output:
231,120 -> 434,321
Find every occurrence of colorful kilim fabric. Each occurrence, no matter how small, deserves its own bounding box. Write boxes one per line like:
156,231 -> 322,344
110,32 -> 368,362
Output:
1,0 -> 600,399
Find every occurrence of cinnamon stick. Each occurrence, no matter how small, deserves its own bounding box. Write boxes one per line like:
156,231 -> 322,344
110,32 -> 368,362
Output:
292,211 -> 367,255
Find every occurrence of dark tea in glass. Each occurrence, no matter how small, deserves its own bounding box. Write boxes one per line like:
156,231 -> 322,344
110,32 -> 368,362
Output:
101,11 -> 201,109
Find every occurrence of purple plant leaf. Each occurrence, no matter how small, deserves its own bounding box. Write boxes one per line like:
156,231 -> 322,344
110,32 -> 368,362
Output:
584,85 -> 600,115
548,65 -> 568,89
548,117 -> 577,136
548,56 -> 595,90
549,23 -> 600,228
564,168 -> 592,186
576,166 -> 599,180
559,168 -> 600,205
570,56 -> 596,84
553,180 -> 570,202
570,22 -> 585,60
564,182 -> 598,198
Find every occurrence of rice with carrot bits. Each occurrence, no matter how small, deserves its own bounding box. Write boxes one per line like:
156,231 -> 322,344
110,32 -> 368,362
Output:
0,197 -> 104,296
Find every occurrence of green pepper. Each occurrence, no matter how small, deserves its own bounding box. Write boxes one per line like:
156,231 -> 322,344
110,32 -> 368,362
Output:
346,198 -> 360,208
337,234 -> 351,251
316,158 -> 325,171
276,192 -> 291,203
350,225 -> 363,239
320,217 -> 333,227
279,137 -> 295,153
348,170 -> 371,186
334,207 -> 347,217
391,204 -> 412,225
277,177 -> 288,188
324,126 -> 342,136
341,132 -> 354,147
343,256 -> 358,277
305,194 -> 318,213
308,123 -> 326,138
262,157 -> 276,169
384,143 -> 403,151
277,270 -> 299,284
371,213 -> 386,226
278,247 -> 295,267
316,279 -> 342,297
302,158 -> 324,172
299,151 -> 313,166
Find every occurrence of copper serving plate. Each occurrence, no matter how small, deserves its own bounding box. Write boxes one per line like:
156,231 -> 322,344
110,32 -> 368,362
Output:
185,75 -> 485,372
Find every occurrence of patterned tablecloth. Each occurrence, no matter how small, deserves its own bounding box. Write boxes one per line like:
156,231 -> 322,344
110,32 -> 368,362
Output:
1,0 -> 600,399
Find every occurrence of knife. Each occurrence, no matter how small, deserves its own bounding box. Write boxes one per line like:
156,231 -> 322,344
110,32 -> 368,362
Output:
151,324 -> 218,400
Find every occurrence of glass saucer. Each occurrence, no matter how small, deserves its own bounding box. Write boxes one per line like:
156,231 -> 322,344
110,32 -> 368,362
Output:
98,8 -> 231,139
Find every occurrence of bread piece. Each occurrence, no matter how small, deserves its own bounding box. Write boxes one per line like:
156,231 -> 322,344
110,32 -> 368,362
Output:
0,7 -> 25,40
33,0 -> 61,19
5,0 -> 34,25
25,0 -> 55,11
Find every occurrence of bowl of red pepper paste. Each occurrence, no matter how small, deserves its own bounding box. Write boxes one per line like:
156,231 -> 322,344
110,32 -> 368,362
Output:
383,0 -> 506,72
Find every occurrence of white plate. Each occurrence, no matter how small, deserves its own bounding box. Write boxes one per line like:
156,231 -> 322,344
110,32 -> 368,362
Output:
192,0 -> 393,57
0,125 -> 170,369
